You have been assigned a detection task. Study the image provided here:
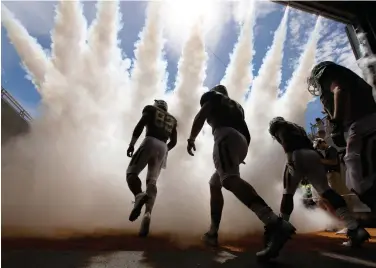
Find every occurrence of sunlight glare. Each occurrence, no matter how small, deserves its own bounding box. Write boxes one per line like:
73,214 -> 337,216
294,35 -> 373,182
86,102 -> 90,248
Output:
162,0 -> 222,41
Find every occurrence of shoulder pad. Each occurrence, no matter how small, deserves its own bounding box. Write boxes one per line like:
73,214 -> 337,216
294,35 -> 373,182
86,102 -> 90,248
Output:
142,105 -> 155,115
289,123 -> 308,136
200,91 -> 221,107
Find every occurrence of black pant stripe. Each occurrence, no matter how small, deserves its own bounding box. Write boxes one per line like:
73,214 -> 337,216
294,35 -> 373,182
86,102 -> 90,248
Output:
218,138 -> 230,172
224,143 -> 233,168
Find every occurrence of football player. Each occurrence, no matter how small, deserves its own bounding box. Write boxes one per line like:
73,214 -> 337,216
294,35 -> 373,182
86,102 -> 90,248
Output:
187,85 -> 296,261
126,99 -> 177,237
307,61 -> 376,213
268,116 -> 370,247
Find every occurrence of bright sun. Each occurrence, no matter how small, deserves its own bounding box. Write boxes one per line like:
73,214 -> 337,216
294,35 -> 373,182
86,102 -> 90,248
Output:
162,0 -> 224,41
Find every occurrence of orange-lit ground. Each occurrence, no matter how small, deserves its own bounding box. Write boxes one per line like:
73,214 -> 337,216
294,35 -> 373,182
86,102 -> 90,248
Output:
2,229 -> 376,268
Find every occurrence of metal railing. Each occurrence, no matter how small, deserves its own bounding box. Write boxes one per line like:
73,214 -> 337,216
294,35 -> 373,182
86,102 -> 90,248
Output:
1,87 -> 33,122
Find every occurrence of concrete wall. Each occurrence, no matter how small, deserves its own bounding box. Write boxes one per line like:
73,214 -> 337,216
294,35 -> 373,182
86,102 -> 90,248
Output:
1,99 -> 30,145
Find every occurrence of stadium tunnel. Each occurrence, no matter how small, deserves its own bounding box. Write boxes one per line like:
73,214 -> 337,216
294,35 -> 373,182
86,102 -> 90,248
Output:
275,1 -> 376,225
1,1 -> 375,225
275,1 -> 376,84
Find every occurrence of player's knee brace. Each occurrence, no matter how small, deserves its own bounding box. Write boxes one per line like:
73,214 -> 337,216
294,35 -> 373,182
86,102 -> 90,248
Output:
321,189 -> 347,210
280,194 -> 294,216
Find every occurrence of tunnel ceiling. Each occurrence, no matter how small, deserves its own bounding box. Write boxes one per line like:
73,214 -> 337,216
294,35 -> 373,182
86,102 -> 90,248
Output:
274,1 -> 374,25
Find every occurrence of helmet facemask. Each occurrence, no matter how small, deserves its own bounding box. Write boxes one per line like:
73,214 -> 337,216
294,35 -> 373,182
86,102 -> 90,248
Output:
307,76 -> 322,96
307,61 -> 336,97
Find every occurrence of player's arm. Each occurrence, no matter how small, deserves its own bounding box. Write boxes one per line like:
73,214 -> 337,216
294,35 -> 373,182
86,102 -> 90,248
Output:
331,81 -> 345,122
328,80 -> 347,147
129,112 -> 148,147
167,125 -> 177,151
188,101 -> 212,141
275,126 -> 291,154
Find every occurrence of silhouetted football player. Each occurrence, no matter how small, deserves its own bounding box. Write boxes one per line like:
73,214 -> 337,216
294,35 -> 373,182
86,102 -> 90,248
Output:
269,116 -> 370,247
126,99 -> 177,237
308,61 -> 376,213
187,85 -> 296,262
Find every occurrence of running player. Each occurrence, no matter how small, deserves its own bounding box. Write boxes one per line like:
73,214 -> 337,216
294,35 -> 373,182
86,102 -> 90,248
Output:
268,116 -> 370,247
307,61 -> 376,213
187,85 -> 296,261
126,99 -> 177,237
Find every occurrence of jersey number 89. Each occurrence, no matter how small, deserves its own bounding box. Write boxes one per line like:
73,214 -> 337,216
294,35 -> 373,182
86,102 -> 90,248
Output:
155,110 -> 174,134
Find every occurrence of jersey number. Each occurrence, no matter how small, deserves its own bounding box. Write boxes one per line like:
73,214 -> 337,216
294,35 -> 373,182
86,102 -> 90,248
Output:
154,110 -> 174,134
221,97 -> 244,117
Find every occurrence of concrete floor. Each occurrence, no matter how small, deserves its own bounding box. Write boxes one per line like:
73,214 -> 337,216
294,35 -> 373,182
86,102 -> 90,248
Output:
2,230 -> 376,268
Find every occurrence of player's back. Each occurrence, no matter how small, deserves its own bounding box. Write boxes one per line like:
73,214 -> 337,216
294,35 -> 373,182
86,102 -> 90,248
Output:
346,73 -> 376,126
201,91 -> 251,145
143,105 -> 177,143
323,65 -> 376,128
281,122 -> 313,153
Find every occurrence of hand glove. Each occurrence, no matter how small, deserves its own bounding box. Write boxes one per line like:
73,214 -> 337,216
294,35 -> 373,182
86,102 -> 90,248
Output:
330,119 -> 346,147
187,139 -> 196,156
127,145 -> 134,157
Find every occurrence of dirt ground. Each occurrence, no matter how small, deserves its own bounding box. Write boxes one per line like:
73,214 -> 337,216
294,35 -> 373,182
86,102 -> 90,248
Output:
2,229 -> 376,268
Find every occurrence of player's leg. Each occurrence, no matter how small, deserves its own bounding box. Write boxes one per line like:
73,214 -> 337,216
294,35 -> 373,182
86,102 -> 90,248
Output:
139,139 -> 168,237
327,171 -> 351,233
345,116 -> 376,212
127,139 -> 151,222
202,172 -> 224,247
215,133 -> 278,226
213,128 -> 295,260
306,149 -> 370,247
279,156 -> 304,222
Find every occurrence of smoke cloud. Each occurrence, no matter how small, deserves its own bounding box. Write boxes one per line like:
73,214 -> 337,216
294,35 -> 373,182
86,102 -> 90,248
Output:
130,2 -> 167,120
1,4 -> 50,90
220,1 -> 255,104
1,1 -> 334,243
247,7 -> 289,140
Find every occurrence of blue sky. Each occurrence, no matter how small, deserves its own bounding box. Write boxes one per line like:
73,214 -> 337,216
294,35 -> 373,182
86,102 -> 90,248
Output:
1,1 -> 361,131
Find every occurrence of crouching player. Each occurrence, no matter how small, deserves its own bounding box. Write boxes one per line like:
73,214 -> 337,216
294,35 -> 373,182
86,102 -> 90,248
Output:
268,116 -> 370,247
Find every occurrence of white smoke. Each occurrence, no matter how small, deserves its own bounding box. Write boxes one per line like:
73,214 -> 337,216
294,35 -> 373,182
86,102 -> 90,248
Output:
278,17 -> 322,125
130,2 -> 167,120
247,7 -> 289,137
220,1 -> 255,104
170,21 -> 208,137
50,0 -> 87,77
1,4 -> 50,90
356,32 -> 376,98
149,20 -> 211,239
1,1 -> 334,242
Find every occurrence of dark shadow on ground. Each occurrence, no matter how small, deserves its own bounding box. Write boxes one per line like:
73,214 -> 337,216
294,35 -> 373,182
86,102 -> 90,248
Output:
2,231 -> 376,268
